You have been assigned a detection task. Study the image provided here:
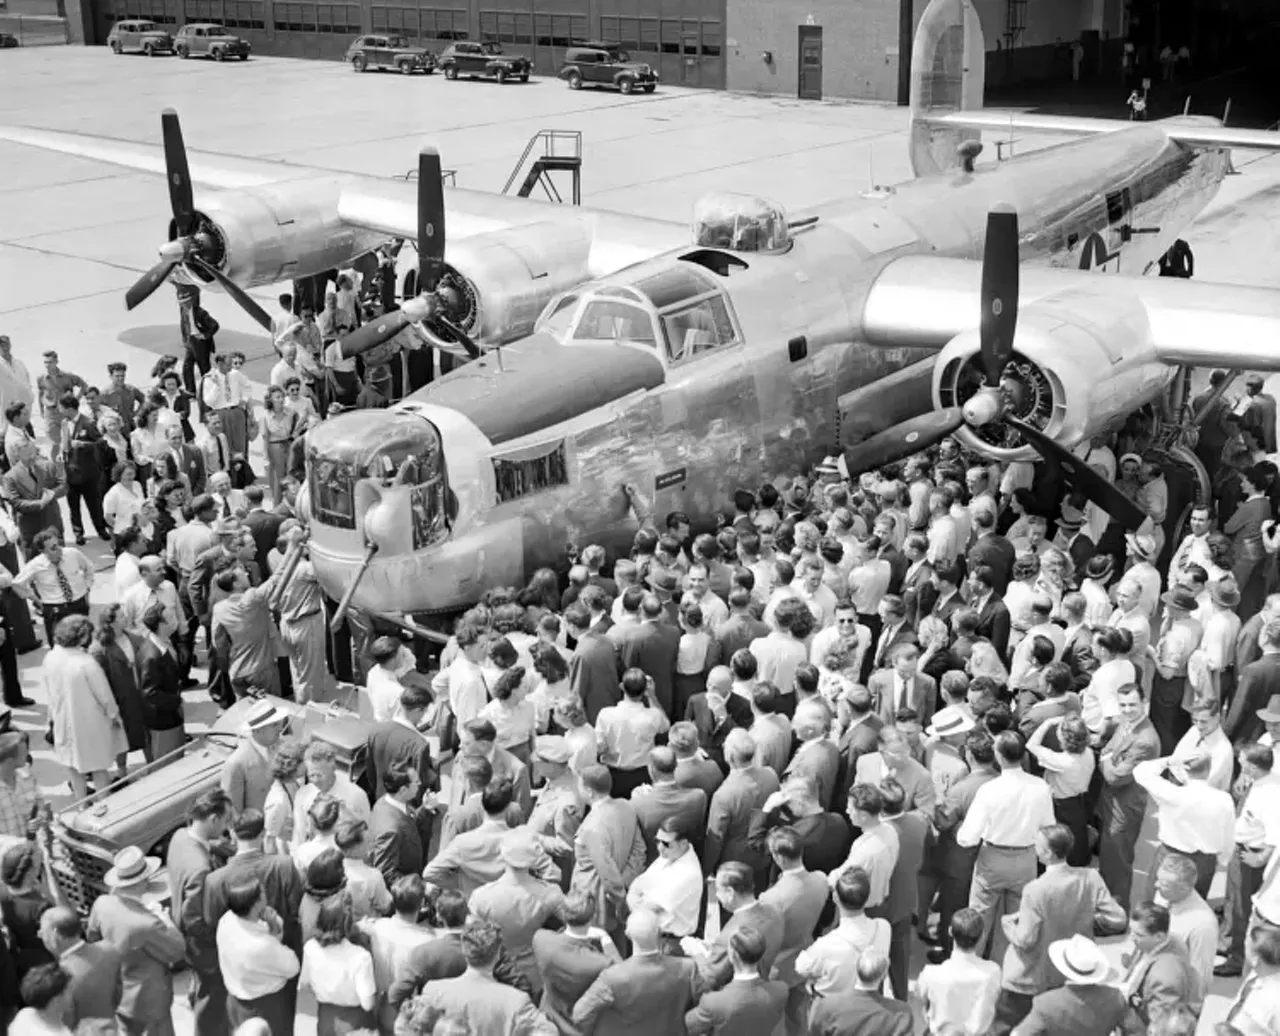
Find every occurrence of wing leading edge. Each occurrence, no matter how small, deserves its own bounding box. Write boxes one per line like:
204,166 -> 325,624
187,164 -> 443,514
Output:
924,111 -> 1280,153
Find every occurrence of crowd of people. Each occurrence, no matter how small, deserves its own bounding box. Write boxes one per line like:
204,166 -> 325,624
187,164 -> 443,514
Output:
1,285 -> 1280,1036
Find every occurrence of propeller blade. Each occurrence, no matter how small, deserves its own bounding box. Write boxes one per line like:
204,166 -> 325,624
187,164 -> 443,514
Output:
189,257 -> 273,331
418,146 -> 446,292
979,204 -> 1020,386
434,315 -> 481,360
161,109 -> 196,238
339,310 -> 411,359
1006,417 -> 1149,531
125,257 -> 180,312
842,407 -> 967,477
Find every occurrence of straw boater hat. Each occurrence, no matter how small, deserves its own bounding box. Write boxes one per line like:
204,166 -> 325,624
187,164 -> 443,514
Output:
1125,533 -> 1158,563
1160,585 -> 1200,613
245,699 -> 287,733
1257,695 -> 1280,724
1047,935 -> 1117,986
1057,506 -> 1085,531
1084,555 -> 1114,581
104,846 -> 163,890
926,706 -> 975,740
815,456 -> 841,478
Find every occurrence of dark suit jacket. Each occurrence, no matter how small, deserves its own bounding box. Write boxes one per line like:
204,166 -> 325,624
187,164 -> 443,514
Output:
243,507 -> 285,575
1062,531 -> 1096,581
203,848 -> 304,951
685,692 -> 752,770
1099,717 -> 1162,814
615,622 -> 680,718
748,805 -> 851,877
1225,652 -> 1280,743
899,561 -> 936,628
533,929 -> 613,1036
713,613 -> 769,665
167,828 -> 219,973
571,631 -> 624,724
674,755 -> 725,801
685,975 -> 787,1036
573,952 -> 700,1036
367,720 -> 439,806
63,413 -> 103,485
369,796 -> 426,885
136,637 -> 183,731
870,811 -> 928,925
834,713 -> 885,815
1,460 -> 63,545
808,988 -> 913,1036
879,545 -> 908,596
968,534 -> 1016,595
711,900 -> 785,979
388,929 -> 530,1008
758,867 -> 830,988
973,595 -> 1012,661
91,634 -> 147,753
869,623 -> 918,672
61,940 -> 123,1027
702,765 -> 779,876
784,738 -> 842,811
631,781 -> 707,862
1019,984 -> 1128,1036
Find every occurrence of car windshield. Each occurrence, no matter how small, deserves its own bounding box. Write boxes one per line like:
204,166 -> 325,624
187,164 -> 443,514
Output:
137,22 -> 157,30
206,24 -> 226,33
608,48 -> 630,60
483,41 -> 504,54
388,36 -> 408,47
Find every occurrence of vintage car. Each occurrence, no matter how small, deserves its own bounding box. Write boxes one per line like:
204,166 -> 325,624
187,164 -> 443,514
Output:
0,32 -> 20,48
106,19 -> 175,56
558,43 -> 657,94
174,22 -> 251,61
438,40 -> 531,82
346,34 -> 437,74
49,695 -> 371,917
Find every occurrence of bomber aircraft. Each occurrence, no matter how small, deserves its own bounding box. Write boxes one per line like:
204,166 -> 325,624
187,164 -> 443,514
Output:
5,0 -> 1280,637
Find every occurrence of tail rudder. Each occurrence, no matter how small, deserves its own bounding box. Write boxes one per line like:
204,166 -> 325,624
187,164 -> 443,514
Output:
908,0 -> 986,178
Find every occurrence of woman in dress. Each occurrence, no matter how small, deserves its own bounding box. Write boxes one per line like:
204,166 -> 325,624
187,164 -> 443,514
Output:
156,369 -> 194,441
300,889 -> 377,1036
1025,714 -> 1096,866
1003,553 -> 1042,654
128,403 -> 167,494
90,605 -> 149,776
41,615 -> 128,798
151,481 -> 187,556
526,643 -> 572,737
673,601 -> 716,721
97,410 -> 131,472
284,376 -> 319,431
102,462 -> 145,549
0,845 -> 55,989
260,386 -> 301,507
1225,463 -> 1273,619
136,602 -> 185,760
264,737 -> 306,855
479,666 -> 537,766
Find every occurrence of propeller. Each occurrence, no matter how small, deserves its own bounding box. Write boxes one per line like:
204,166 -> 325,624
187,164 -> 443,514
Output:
124,110 -> 272,331
843,205 -> 1021,474
339,147 -> 480,361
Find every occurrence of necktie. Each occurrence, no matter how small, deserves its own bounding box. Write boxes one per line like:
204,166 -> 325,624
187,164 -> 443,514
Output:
54,561 -> 74,604
220,497 -> 230,519
216,437 -> 226,471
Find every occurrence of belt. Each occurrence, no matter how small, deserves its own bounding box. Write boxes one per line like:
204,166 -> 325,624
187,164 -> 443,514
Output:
983,842 -> 1034,851
46,596 -> 87,610
268,439 -> 293,445
1162,843 -> 1214,858
285,609 -> 322,621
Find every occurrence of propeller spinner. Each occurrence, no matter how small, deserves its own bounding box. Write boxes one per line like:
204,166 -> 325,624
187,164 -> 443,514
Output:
339,147 -> 481,361
841,205 -> 1148,532
125,110 -> 272,331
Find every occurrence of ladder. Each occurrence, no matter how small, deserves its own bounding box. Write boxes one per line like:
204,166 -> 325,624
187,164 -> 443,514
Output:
502,129 -> 582,205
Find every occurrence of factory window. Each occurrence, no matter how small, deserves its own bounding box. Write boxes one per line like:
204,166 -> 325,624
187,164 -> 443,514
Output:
478,10 -> 531,44
129,0 -> 176,22
700,20 -> 720,56
218,1 -> 262,27
493,443 -> 568,504
659,19 -> 680,54
422,7 -> 467,39
599,15 -> 637,50
534,12 -> 569,47
636,17 -> 658,53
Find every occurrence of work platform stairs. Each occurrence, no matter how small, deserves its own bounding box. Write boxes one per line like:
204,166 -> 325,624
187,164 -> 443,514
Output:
502,129 -> 583,205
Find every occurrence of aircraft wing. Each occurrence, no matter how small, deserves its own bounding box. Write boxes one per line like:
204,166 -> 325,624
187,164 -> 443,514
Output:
924,110 -> 1280,152
862,256 -> 1280,368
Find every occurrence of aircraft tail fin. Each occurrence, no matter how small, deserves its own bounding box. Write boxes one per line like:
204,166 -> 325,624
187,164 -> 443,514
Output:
908,0 -> 987,178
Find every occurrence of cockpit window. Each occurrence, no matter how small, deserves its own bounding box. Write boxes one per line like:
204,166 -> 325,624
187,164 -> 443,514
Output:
661,294 -> 738,363
308,451 -> 356,529
538,293 -> 579,343
572,300 -> 657,349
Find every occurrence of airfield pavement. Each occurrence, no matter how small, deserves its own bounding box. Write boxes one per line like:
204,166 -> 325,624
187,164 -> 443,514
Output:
2,43 -> 1280,1034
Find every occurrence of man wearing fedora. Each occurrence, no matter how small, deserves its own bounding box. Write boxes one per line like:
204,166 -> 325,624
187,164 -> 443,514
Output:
221,699 -> 287,816
87,845 -> 187,1036
1228,619 -> 1280,744
1149,585 -> 1204,755
1051,505 -> 1095,581
1011,935 -> 1128,1035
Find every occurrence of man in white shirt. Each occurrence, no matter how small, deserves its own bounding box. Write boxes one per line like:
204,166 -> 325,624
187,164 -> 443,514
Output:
682,563 -> 728,631
1219,742 -> 1280,978
914,907 -> 1001,1036
270,292 -> 298,348
1134,753 -> 1236,901
291,741 -> 372,850
1152,851 -> 1218,1001
431,626 -> 491,730
956,731 -> 1056,963
791,556 -> 838,632
215,876 -> 300,1035
626,815 -> 702,940
595,669 -> 670,800
366,636 -> 407,724
1167,504 -> 1215,590
1224,925 -> 1280,1036
1171,697 -> 1233,791
829,784 -> 899,905
270,341 -> 305,390
925,487 -> 960,566
795,865 -> 890,997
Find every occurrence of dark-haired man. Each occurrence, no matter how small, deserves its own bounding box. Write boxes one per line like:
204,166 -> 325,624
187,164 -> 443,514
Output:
203,807 -> 303,954
369,764 -> 427,886
685,924 -> 787,1036
57,392 -> 109,544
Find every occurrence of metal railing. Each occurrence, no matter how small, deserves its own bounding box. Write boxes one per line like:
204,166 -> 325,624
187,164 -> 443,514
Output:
502,128 -> 583,195
0,13 -> 70,45
405,167 -> 457,186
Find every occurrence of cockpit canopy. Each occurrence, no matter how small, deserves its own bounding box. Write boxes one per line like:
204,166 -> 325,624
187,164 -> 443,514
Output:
692,193 -> 790,254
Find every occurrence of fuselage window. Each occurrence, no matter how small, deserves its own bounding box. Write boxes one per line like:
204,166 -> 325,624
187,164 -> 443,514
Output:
571,300 -> 657,349
493,442 -> 568,504
661,294 -> 737,363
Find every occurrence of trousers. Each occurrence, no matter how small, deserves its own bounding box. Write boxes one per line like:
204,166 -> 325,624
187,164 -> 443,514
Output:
968,844 -> 1036,962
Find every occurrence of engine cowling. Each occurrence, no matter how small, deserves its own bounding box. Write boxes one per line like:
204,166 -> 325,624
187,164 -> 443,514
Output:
176,180 -> 387,290
428,220 -> 594,346
933,288 -> 1173,462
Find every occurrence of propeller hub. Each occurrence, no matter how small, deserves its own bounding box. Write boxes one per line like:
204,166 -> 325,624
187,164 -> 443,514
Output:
402,295 -> 433,323
158,238 -> 188,262
962,388 -> 1003,428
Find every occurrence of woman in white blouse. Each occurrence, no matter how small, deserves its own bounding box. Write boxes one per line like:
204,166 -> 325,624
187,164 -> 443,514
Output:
1026,714 -> 1095,865
98,409 -> 131,470
527,642 -> 572,734
129,403 -> 168,491
674,601 -> 716,721
102,461 -> 145,542
263,738 -> 306,855
1003,553 -> 1042,652
300,890 -> 377,1036
478,666 -> 537,766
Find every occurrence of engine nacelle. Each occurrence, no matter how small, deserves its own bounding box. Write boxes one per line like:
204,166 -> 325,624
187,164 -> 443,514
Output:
933,288 -> 1174,462
435,220 -> 594,345
181,181 -> 387,289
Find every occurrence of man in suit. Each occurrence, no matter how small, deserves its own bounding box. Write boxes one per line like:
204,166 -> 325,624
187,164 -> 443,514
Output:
220,698 -> 286,815
0,439 -> 64,557
703,729 -> 779,884
968,565 -> 1012,662
573,907 -> 701,1036
714,588 -> 769,662
366,682 -> 439,845
163,423 -> 206,496
240,485 -> 283,574
867,596 -> 916,676
1098,684 -> 1162,911
670,723 -> 726,801
1119,902 -> 1198,1031
967,510 -> 1017,596
991,824 -> 1127,1035
834,686 -> 884,815
1053,508 -> 1095,579
614,594 -> 681,718
167,788 -> 232,1036
854,726 -> 936,816
806,949 -> 912,1036
203,808 -> 304,954
784,700 -> 842,811
899,535 -> 936,628
533,893 -> 615,1036
56,392 -> 110,544
1242,372 -> 1279,453
748,773 -> 851,878
1226,617 -> 1280,743
702,861 -> 786,981
631,746 -> 707,861
88,845 -> 188,1036
869,642 -> 937,728
39,906 -> 122,1029
869,778 -> 929,1002
369,763 -> 426,886
569,765 -> 648,938
685,926 -> 787,1036
685,668 -> 752,770
567,602 -> 624,723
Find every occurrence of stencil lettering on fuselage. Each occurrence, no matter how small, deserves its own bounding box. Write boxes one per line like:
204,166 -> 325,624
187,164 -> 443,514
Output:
1078,231 -> 1121,273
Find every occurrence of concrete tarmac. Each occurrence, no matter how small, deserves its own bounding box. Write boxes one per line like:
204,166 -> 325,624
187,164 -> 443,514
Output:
2,45 -> 1280,1035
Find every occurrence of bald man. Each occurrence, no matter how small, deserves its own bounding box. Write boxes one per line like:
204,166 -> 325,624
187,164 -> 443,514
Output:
120,555 -> 184,645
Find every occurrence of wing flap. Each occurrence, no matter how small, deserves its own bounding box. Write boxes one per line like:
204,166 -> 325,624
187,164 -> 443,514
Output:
863,256 -> 1280,369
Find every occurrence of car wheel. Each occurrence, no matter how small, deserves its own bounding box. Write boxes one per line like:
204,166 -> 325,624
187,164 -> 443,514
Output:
424,67 -> 434,74
143,42 -> 155,56
619,77 -> 634,94
444,65 -> 457,79
352,54 -> 366,72
567,71 -> 581,89
519,72 -> 529,82
643,84 -> 656,93
398,59 -> 413,74
110,39 -> 121,53
496,68 -> 507,83
213,47 -> 225,61
176,44 -> 187,58
239,53 -> 248,60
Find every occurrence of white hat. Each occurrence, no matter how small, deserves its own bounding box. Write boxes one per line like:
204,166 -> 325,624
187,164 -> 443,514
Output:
104,846 -> 162,890
245,699 -> 287,731
1048,935 -> 1116,986
926,706 -> 975,739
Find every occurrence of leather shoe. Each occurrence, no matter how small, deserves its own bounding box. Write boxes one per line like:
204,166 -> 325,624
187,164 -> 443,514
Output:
1214,961 -> 1242,978
926,947 -> 949,965
8,697 -> 35,708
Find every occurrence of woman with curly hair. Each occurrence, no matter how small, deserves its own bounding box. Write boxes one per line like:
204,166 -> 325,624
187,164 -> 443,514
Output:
1026,714 -> 1096,865
263,737 -> 307,855
674,601 -> 716,722
521,569 -> 562,615
128,403 -> 167,493
527,642 -> 572,735
1003,553 -> 1042,652
102,462 -> 145,545
300,889 -> 377,1035
90,604 -> 148,776
478,665 -> 537,766
0,844 -> 55,990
